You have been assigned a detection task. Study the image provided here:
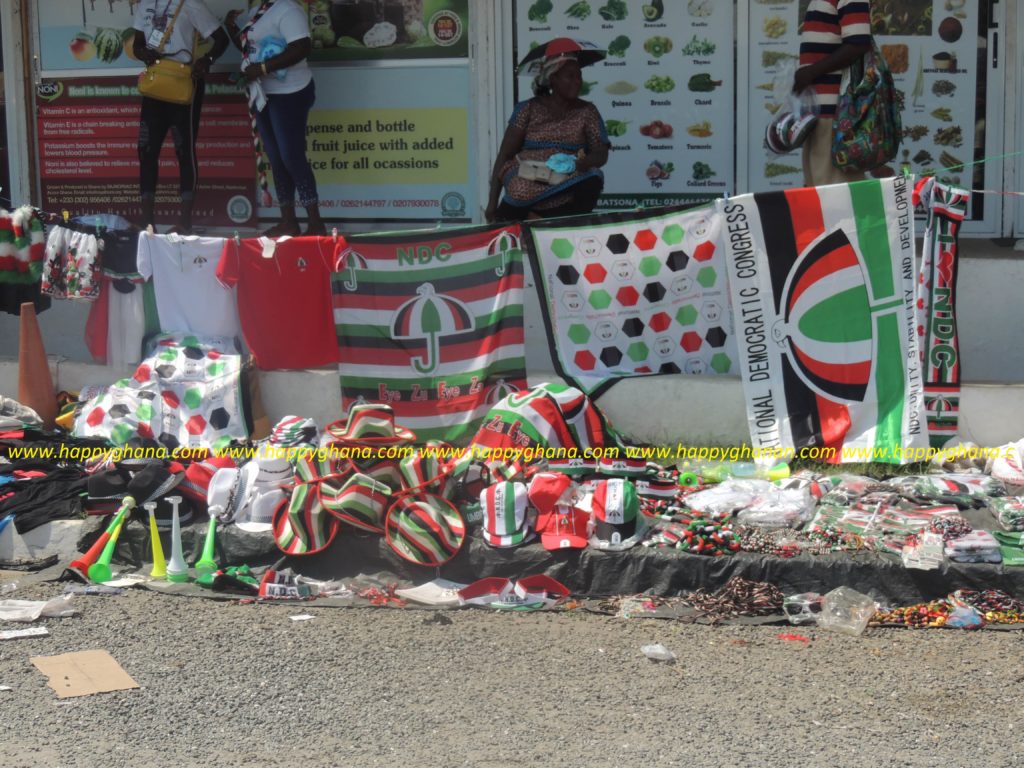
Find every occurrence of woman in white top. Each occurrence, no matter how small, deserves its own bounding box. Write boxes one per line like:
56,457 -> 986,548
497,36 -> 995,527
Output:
226,0 -> 325,236
133,0 -> 229,234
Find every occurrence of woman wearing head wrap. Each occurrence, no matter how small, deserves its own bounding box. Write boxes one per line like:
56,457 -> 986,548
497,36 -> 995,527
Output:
485,55 -> 610,222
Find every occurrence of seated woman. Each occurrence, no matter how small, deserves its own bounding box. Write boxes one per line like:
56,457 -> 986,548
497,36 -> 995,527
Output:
485,55 -> 610,223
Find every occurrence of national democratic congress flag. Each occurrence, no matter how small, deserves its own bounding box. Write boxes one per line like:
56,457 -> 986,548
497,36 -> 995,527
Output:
721,177 -> 927,463
332,224 -> 528,443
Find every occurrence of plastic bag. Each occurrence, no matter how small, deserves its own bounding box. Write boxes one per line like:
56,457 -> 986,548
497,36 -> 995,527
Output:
640,644 -> 677,663
0,594 -> 76,623
817,587 -> 876,636
546,153 -> 577,174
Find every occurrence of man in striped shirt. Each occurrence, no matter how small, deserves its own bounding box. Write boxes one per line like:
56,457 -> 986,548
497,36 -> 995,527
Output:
794,0 -> 873,186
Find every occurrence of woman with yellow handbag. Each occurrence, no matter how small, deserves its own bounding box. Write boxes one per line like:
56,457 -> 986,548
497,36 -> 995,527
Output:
133,0 -> 229,234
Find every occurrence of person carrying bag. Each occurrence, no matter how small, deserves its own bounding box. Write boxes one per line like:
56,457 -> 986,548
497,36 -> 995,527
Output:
137,3 -> 195,105
132,0 -> 229,233
831,40 -> 902,173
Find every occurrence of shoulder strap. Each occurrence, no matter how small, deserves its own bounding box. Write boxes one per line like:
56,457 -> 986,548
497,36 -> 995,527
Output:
155,0 -> 188,54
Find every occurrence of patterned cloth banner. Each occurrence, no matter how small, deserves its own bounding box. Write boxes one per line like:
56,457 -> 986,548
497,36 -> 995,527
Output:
525,206 -> 737,397
332,224 -> 528,443
914,179 -> 968,448
721,177 -> 927,463
73,333 -> 247,451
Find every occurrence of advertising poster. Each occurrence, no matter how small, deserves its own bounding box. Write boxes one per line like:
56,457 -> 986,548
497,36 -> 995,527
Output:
37,0 -> 242,72
38,0 -> 468,72
748,0 -> 981,216
307,0 -> 469,61
514,0 -> 735,209
282,64 -> 474,222
36,75 -> 256,227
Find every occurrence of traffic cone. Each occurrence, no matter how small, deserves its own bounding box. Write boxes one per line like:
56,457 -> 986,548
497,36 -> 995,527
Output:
17,302 -> 57,429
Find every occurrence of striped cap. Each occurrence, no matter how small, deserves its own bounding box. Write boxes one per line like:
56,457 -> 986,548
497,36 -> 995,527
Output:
272,455 -> 339,555
399,441 -> 450,494
597,456 -> 649,478
349,457 -> 404,492
480,481 -> 534,548
327,403 -> 416,446
590,478 -> 644,551
270,415 -> 319,448
385,493 -> 466,566
548,457 -> 597,477
320,472 -> 392,533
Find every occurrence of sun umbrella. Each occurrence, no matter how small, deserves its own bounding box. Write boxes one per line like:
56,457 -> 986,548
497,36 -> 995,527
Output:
517,38 -> 606,76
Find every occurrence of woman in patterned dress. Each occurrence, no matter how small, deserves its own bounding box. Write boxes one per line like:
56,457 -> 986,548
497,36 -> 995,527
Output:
485,55 -> 610,223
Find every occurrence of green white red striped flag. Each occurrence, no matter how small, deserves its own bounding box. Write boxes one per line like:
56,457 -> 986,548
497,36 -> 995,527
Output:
914,179 -> 967,448
721,177 -> 927,463
332,224 -> 528,443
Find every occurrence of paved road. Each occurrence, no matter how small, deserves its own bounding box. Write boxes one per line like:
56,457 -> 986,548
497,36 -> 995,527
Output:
0,582 -> 1020,768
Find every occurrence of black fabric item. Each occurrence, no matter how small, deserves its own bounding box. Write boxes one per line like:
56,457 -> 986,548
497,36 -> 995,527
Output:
87,467 -> 132,499
125,462 -> 183,503
0,281 -> 51,316
0,466 -> 87,534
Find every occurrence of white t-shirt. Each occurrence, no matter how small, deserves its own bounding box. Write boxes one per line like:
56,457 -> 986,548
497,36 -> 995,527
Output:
133,0 -> 222,64
137,233 -> 241,339
242,0 -> 312,95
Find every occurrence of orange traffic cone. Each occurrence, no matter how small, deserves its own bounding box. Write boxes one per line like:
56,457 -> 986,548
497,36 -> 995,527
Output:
17,302 -> 57,429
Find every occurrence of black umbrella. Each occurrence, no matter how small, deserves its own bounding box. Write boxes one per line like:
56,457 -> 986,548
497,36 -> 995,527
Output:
517,38 -> 606,76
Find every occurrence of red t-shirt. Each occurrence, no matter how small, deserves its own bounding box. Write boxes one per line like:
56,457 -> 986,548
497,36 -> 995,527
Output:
217,236 -> 346,370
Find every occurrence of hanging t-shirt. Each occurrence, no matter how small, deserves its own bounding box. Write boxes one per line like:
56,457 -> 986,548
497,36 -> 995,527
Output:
137,232 -> 240,338
216,235 -> 343,369
242,0 -> 313,96
133,0 -> 222,64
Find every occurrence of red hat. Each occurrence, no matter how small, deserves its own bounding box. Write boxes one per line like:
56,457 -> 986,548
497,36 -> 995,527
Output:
528,472 -> 574,517
180,456 -> 237,505
538,503 -> 590,551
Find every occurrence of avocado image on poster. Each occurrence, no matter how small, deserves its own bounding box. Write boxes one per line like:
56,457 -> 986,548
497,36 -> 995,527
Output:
309,0 -> 468,60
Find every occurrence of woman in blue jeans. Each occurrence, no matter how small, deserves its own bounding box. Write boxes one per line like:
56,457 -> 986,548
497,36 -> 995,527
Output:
226,0 -> 325,236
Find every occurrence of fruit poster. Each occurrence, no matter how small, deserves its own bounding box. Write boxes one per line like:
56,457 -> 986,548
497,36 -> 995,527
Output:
37,0 -> 243,71
747,0 -> 983,214
306,0 -> 469,61
514,0 -> 735,209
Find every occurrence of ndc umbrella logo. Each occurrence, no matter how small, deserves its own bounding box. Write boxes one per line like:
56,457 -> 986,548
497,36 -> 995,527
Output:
339,250 -> 368,291
485,378 -> 521,405
487,230 -> 520,277
392,283 -> 474,374
772,229 -> 902,404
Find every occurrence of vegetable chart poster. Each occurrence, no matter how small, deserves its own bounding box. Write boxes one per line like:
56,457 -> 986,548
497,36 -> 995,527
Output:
514,0 -> 735,209
747,0 -> 981,209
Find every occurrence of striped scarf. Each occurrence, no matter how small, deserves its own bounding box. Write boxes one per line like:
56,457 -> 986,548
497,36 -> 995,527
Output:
240,0 -> 276,207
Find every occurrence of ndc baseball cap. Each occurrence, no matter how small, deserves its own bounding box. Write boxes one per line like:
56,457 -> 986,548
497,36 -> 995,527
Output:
597,456 -> 650,478
589,478 -> 645,551
539,503 -> 590,551
480,481 -> 535,548
527,472 -> 575,517
547,456 -> 597,477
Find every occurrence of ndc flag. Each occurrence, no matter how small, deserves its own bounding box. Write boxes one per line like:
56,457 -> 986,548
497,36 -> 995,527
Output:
721,177 -> 927,463
525,205 -> 737,397
332,224 -> 528,443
